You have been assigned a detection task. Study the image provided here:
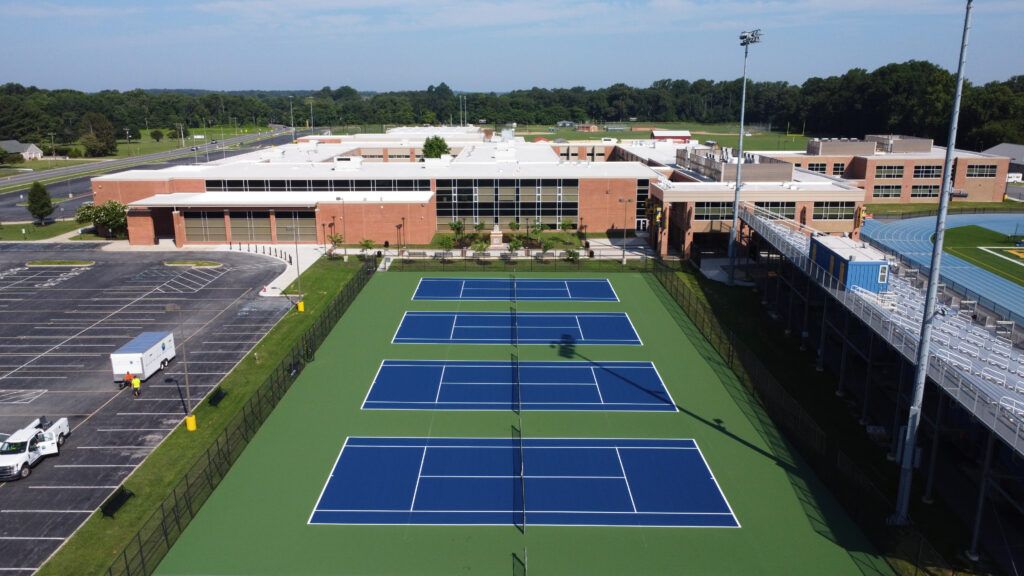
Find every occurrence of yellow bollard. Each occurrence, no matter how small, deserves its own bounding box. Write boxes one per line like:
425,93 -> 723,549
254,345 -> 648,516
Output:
297,300 -> 305,313
185,415 -> 197,432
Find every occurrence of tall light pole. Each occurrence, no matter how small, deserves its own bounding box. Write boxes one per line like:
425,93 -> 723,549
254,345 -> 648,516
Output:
307,97 -> 314,132
618,198 -> 633,265
48,132 -> 55,168
727,28 -> 762,286
892,0 -> 973,528
289,96 -> 295,141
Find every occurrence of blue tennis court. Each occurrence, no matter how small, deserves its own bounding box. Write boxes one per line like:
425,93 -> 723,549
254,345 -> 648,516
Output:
363,360 -> 676,411
413,277 -> 619,301
309,437 -> 738,528
392,311 -> 642,345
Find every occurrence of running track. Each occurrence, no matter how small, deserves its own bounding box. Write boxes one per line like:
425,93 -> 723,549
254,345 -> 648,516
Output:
862,214 -> 1024,322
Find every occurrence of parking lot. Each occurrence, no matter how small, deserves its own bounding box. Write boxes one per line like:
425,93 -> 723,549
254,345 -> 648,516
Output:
0,247 -> 290,573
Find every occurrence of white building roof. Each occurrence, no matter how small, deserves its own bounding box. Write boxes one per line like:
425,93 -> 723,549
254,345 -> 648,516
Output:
651,179 -> 864,203
652,130 -> 692,138
130,191 -> 434,209
814,235 -> 887,262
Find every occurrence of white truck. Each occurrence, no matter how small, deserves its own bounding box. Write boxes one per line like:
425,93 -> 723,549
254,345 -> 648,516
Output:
110,331 -> 176,386
0,416 -> 70,480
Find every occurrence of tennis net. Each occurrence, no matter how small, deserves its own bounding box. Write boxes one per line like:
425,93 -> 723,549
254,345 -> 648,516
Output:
510,273 -> 521,414
512,423 -> 526,533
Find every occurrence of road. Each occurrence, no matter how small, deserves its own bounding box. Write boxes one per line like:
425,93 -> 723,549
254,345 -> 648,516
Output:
0,126 -> 294,192
0,130 -> 308,223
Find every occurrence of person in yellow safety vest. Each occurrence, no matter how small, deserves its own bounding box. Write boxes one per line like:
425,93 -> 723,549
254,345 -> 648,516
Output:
131,377 -> 141,398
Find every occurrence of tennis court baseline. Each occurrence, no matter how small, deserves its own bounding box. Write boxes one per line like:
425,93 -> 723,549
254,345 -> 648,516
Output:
392,311 -> 642,345
413,277 -> 619,301
363,360 -> 677,411
309,437 -> 738,528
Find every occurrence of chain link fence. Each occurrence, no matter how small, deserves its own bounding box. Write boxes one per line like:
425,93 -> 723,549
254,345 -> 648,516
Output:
650,261 -> 957,575
105,258 -> 377,576
387,252 -> 653,273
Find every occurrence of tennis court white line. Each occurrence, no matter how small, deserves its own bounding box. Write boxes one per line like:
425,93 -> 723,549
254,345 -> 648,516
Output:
419,474 -> 625,479
381,361 -> 656,369
693,441 -> 741,528
345,444 -> 698,450
434,365 -> 446,403
589,367 -> 605,403
307,437 -> 350,525
409,447 -> 428,511
364,400 -> 667,406
313,508 -> 733,515
615,447 -> 638,513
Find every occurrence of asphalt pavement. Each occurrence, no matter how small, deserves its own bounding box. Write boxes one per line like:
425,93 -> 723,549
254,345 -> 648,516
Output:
0,126 -> 293,191
0,130 -> 307,223
0,248 -> 290,574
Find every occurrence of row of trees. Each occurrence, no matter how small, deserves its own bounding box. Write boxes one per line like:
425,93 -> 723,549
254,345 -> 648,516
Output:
1,60 -> 1021,152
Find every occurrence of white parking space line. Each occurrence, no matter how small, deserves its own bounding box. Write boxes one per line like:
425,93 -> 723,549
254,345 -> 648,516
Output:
97,428 -> 175,432
54,464 -> 139,468
0,510 -> 93,514
28,485 -> 120,490
0,390 -> 45,403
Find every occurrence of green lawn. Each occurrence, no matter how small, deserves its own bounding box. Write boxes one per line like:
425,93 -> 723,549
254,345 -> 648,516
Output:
111,124 -> 270,158
866,199 -> 1023,217
0,219 -> 82,240
943,225 -> 1024,287
36,257 -> 363,576
0,158 -> 102,177
154,270 -> 882,575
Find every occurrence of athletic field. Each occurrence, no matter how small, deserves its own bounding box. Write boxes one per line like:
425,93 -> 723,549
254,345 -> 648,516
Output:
944,225 -> 1024,288
155,271 -> 885,575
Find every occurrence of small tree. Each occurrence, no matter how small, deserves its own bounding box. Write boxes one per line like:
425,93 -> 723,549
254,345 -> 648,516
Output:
565,249 -> 580,263
150,129 -> 165,143
508,220 -> 520,233
559,219 -> 574,233
436,235 -> 455,252
359,239 -> 375,255
471,239 -> 489,254
508,237 -> 524,252
448,219 -> 464,242
28,182 -> 55,223
473,221 -> 486,236
531,220 -> 545,237
541,237 -> 556,254
2,152 -> 25,165
422,136 -> 450,158
328,233 -> 344,248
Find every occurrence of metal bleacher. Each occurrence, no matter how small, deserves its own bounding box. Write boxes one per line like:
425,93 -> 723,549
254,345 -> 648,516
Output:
739,204 -> 1024,455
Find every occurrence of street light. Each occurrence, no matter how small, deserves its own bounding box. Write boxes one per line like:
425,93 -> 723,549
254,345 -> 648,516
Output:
727,28 -> 762,286
306,97 -> 315,132
618,197 -> 634,265
284,223 -> 303,310
165,303 -> 195,429
289,96 -> 295,141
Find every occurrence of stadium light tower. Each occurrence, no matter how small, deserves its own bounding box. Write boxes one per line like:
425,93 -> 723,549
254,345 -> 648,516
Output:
727,28 -> 761,286
892,0 -> 973,527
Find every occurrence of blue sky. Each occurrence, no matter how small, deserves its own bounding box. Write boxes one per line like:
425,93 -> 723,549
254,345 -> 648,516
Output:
2,0 -> 1021,92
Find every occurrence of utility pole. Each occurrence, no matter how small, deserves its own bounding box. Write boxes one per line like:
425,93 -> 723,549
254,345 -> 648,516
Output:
727,29 -> 762,285
48,132 -> 55,168
618,198 -> 633,265
892,0 -> 973,526
289,96 -> 295,141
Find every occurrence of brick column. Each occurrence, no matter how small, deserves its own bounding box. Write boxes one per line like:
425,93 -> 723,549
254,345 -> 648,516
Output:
223,210 -> 232,243
172,210 -> 185,248
658,202 -> 671,257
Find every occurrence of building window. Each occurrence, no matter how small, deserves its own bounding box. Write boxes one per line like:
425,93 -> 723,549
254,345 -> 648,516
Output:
831,163 -> 845,177
872,185 -> 902,198
435,179 -> 578,230
206,180 -> 224,191
878,265 -> 889,284
910,184 -> 940,198
966,164 -> 998,178
874,165 -> 904,179
808,162 -> 827,174
812,201 -> 855,220
183,211 -> 227,242
913,165 -> 942,179
635,179 -> 649,228
754,201 -> 796,219
694,202 -> 734,221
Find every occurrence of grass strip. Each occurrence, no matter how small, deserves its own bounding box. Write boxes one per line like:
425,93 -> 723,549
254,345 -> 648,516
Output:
866,199 -> 1023,217
36,257 -> 363,576
0,220 -> 82,240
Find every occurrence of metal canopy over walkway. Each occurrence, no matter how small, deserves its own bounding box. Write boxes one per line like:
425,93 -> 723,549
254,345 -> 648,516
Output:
738,204 -> 1024,456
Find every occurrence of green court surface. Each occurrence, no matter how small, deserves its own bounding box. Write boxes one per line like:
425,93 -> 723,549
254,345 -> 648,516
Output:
944,225 -> 1024,288
155,271 -> 885,575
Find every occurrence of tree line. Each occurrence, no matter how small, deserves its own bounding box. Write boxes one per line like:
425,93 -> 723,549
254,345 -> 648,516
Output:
0,60 -> 1020,155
